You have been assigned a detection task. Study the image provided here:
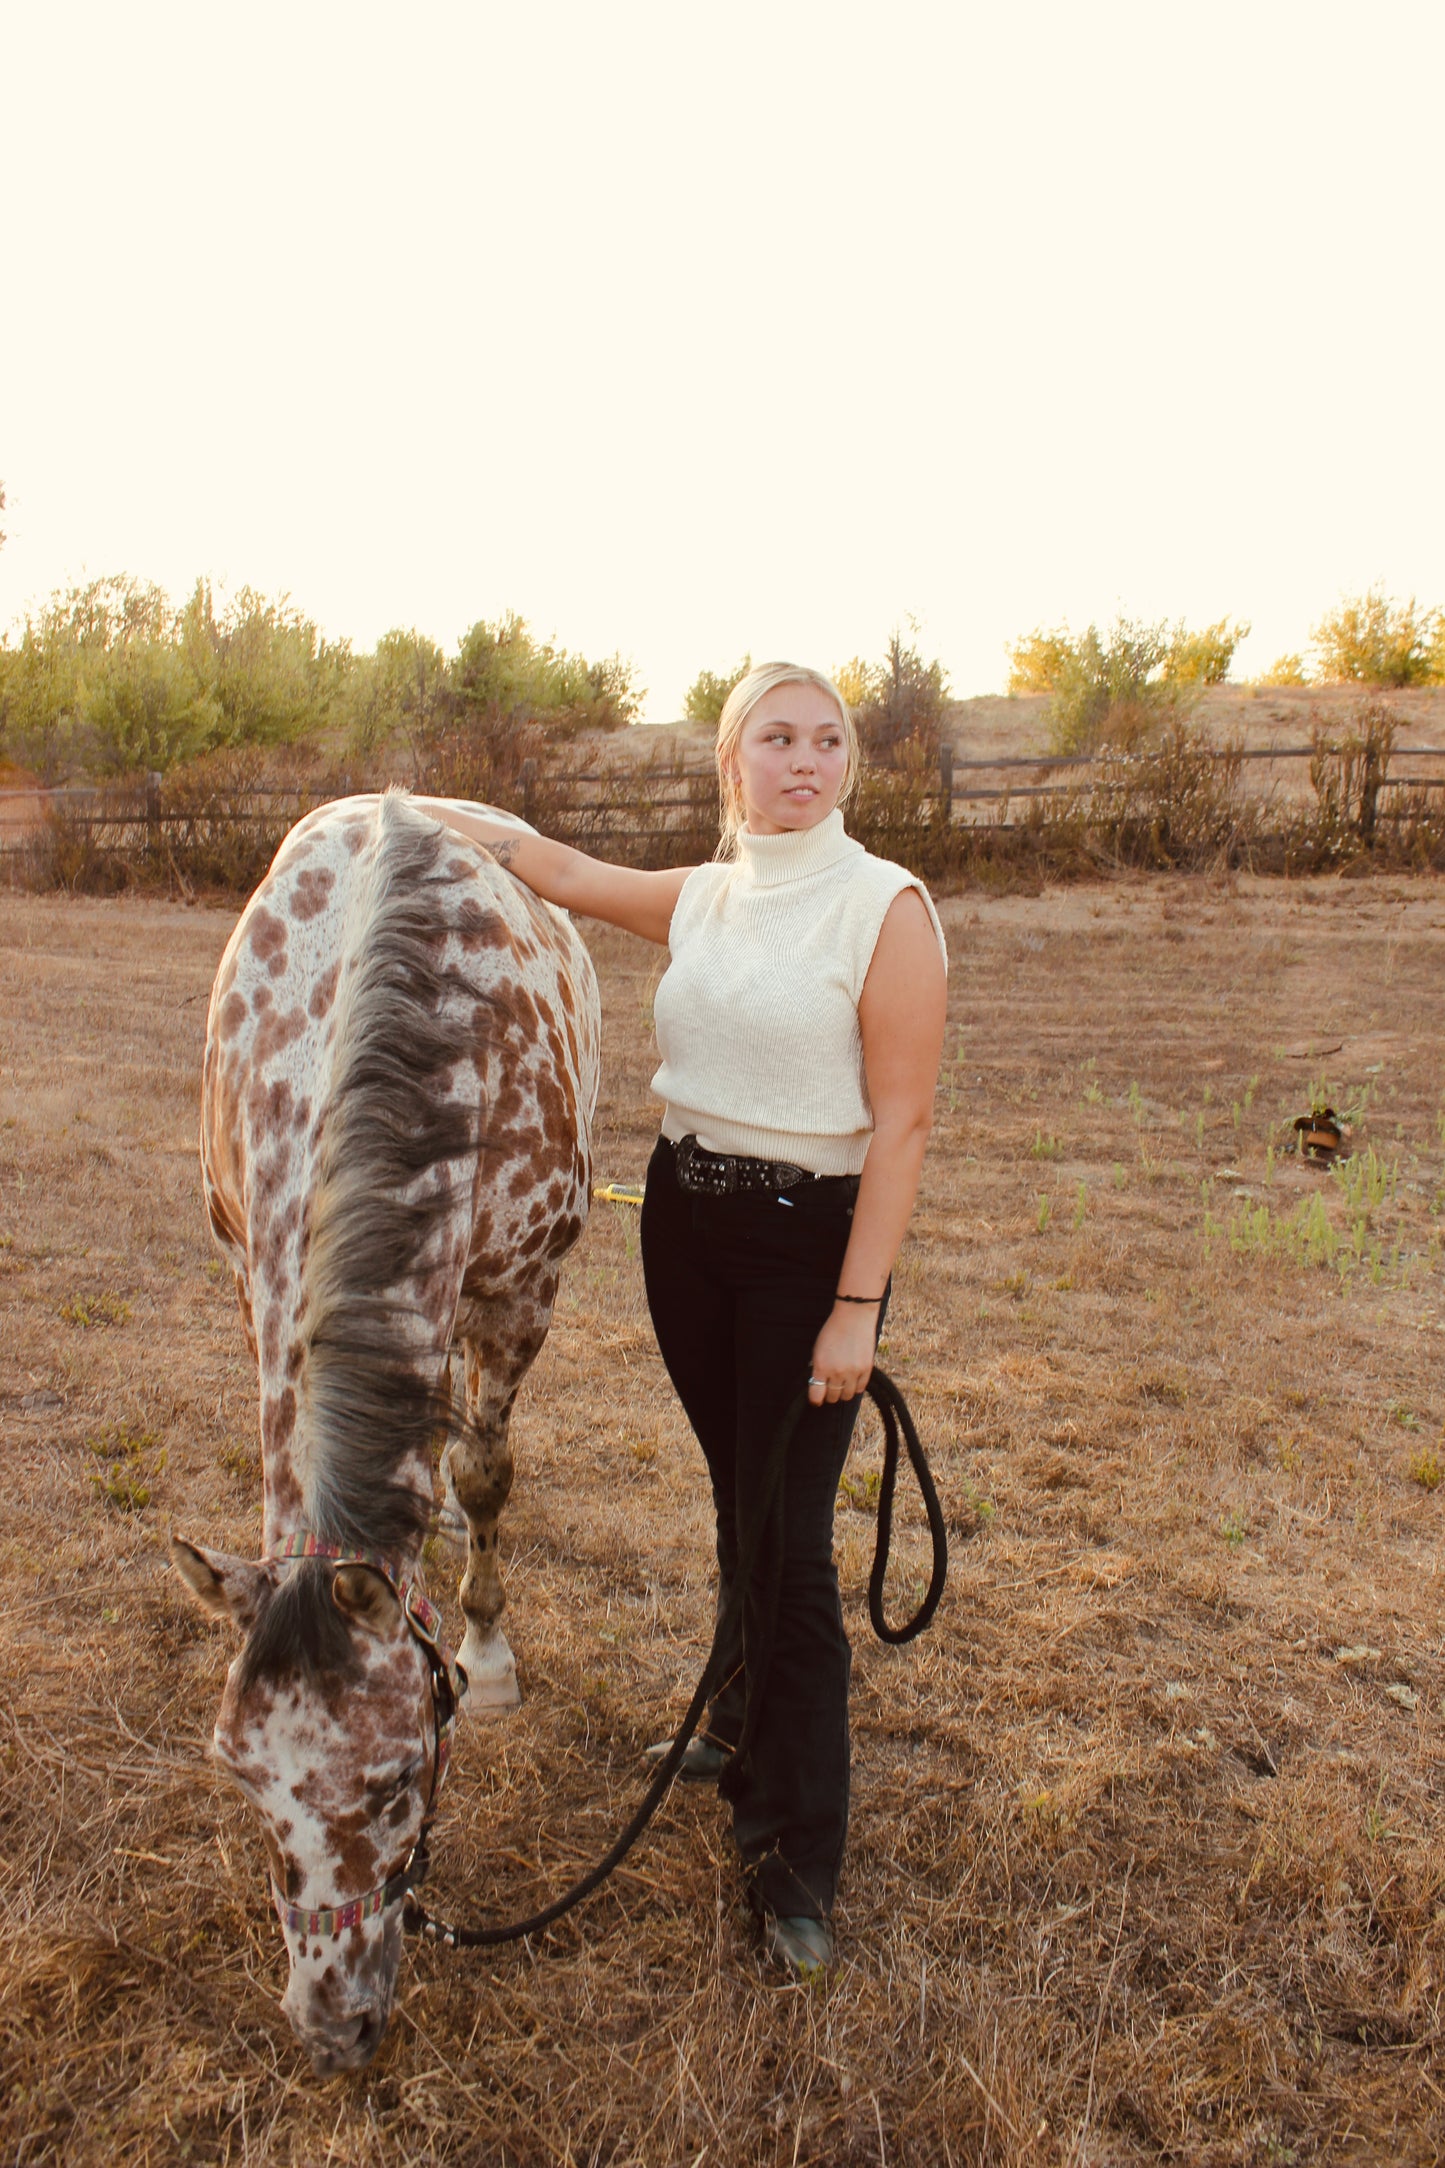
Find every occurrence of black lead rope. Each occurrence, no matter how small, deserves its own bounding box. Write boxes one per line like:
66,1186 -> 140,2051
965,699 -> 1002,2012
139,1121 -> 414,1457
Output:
865,1369 -> 948,1645
403,1366 -> 948,1951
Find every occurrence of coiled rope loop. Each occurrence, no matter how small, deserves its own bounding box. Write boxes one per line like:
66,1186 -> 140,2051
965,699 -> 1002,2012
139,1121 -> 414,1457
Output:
403,1365 -> 947,1951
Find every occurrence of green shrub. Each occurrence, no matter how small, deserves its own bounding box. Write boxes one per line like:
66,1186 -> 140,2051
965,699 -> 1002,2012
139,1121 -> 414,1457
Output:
1258,653 -> 1310,686
1008,616 -> 1247,708
341,628 -> 450,755
684,656 -> 751,728
1162,617 -> 1250,687
0,575 -> 196,778
1043,617 -> 1181,754
0,575 -> 348,778
448,611 -> 639,739
82,635 -> 221,771
1313,589 -> 1445,688
841,628 -> 949,761
0,582 -> 643,783
832,656 -> 872,709
553,650 -> 639,735
1005,627 -> 1073,695
191,583 -> 350,749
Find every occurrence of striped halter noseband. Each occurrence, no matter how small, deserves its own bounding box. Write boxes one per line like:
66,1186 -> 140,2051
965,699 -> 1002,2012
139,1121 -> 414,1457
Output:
265,1533 -> 466,1940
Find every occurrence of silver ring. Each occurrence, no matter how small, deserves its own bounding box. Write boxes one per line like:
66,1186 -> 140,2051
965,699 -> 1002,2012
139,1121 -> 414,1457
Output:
809,1376 -> 823,1386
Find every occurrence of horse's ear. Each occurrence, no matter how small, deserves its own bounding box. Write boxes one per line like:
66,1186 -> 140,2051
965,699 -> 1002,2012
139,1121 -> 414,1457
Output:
330,1563 -> 403,1638
170,1536 -> 273,1631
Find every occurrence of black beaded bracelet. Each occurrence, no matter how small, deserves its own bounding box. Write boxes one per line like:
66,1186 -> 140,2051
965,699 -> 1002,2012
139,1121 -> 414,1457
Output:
835,1292 -> 884,1305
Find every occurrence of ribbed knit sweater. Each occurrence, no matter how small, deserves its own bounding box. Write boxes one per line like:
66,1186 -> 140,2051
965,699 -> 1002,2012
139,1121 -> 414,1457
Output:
651,810 -> 948,1176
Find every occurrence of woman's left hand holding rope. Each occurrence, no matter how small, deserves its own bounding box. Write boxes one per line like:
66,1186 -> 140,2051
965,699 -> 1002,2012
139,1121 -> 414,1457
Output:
807,1301 -> 880,1406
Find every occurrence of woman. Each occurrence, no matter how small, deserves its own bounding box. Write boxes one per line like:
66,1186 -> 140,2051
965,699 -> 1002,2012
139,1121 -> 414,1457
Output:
420,661 -> 947,1974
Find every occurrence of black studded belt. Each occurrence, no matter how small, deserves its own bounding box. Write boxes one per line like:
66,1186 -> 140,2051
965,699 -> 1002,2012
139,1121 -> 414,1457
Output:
672,1134 -> 817,1196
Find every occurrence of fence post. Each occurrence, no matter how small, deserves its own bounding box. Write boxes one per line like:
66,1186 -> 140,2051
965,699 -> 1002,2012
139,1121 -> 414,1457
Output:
146,771 -> 162,857
519,757 -> 537,826
937,743 -> 954,825
1358,723 -> 1390,849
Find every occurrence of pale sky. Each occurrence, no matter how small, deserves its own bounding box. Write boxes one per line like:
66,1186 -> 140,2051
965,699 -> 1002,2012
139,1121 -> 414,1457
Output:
2,1 -> 1441,721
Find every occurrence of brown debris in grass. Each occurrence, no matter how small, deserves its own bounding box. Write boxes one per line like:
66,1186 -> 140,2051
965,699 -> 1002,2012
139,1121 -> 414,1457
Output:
2,879 -> 1445,2163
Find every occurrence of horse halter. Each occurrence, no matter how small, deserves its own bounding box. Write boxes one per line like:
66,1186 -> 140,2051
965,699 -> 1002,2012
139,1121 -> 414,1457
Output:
264,1533 -> 467,1940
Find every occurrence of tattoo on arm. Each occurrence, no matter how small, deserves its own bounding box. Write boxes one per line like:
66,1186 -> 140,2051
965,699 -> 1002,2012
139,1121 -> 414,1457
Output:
485,839 -> 519,871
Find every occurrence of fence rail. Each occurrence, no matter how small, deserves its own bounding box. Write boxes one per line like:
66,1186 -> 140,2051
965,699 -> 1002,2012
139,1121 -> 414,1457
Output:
5,742 -> 1445,860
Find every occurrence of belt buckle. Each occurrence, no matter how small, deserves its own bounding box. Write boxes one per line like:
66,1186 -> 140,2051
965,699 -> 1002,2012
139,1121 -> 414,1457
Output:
676,1135 -> 727,1196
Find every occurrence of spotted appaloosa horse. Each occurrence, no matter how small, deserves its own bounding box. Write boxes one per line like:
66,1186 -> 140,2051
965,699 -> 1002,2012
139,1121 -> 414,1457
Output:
169,790 -> 600,2072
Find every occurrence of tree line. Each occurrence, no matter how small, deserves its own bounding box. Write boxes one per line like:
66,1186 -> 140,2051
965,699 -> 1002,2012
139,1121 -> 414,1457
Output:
1006,597 -> 1445,755
1,551 -> 1441,786
0,578 -> 640,783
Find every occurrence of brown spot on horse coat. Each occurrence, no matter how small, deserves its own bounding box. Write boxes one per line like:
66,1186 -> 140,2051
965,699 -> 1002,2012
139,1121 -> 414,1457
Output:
252,1004 -> 307,1070
249,1076 -> 295,1139
455,897 -> 506,953
264,1388 -> 298,1453
309,963 -> 340,1020
291,867 -> 335,922
261,1308 -> 285,1370
249,907 -> 288,965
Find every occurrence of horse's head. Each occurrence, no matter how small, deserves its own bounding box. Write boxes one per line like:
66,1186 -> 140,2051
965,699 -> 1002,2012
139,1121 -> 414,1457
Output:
170,1536 -> 460,2074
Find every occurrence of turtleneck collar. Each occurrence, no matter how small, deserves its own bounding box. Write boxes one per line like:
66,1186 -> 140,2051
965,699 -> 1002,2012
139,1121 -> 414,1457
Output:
734,808 -> 860,888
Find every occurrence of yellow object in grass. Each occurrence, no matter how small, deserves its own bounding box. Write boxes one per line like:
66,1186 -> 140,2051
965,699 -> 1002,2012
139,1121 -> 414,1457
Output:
593,1181 -> 645,1206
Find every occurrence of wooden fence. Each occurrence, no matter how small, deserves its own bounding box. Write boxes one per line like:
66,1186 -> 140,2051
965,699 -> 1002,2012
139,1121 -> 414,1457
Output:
4,743 -> 1445,860
935,743 -> 1445,807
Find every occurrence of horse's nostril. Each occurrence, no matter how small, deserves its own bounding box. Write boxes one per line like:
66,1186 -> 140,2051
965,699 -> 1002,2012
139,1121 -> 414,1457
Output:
308,2006 -> 386,2075
350,2009 -> 384,2061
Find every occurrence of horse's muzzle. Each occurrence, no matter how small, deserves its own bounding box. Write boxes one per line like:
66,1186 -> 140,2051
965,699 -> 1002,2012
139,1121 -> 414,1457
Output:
296,2003 -> 390,2076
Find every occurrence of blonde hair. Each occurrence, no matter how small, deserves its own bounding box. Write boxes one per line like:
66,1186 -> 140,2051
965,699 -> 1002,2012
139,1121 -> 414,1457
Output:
714,661 -> 860,854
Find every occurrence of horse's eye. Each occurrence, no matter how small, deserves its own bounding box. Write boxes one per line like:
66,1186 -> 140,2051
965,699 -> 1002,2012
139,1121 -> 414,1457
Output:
365,1760 -> 422,1815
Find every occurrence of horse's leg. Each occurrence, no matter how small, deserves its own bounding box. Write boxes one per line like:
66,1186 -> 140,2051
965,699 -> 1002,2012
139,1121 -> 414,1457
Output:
438,1352 -> 467,1540
445,1278 -> 556,1714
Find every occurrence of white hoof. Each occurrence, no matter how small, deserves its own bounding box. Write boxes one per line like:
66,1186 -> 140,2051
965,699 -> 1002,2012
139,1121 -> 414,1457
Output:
457,1623 -> 521,1714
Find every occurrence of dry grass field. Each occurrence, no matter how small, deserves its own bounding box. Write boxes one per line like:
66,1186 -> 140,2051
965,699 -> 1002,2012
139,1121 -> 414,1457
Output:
3,873 -> 1445,2166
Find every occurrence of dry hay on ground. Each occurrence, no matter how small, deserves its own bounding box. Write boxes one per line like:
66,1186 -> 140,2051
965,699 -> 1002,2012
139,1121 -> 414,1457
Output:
2,876 -> 1444,2167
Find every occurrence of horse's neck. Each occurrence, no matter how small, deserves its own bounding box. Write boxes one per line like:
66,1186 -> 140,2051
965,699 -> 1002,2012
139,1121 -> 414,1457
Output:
258,1388 -> 437,1564
258,1380 -> 306,1556
251,1149 -> 471,1565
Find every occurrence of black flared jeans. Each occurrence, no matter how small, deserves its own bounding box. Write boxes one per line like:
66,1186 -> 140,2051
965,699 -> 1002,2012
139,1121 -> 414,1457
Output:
640,1134 -> 884,1920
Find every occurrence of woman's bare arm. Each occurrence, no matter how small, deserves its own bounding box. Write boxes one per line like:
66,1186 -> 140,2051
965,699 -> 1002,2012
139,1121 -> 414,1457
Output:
808,889 -> 947,1406
414,796 -> 694,947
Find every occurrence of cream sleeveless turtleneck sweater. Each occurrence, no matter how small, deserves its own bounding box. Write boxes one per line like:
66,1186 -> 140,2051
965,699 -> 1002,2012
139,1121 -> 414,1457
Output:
650,810 -> 948,1176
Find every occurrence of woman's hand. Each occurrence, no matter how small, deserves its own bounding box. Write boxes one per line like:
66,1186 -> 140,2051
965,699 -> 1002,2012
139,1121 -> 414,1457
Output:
808,1300 -> 880,1407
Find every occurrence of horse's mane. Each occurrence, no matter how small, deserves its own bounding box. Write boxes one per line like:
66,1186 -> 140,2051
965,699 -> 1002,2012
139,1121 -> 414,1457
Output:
296,790 -> 497,1558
